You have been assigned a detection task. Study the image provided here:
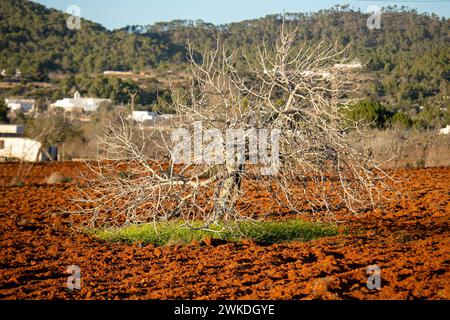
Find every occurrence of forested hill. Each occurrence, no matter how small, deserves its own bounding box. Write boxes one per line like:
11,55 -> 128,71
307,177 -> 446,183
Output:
0,1 -> 449,111
125,5 -> 449,75
0,0 -> 186,79
124,6 -> 450,110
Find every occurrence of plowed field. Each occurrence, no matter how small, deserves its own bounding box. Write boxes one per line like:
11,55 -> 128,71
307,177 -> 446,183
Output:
0,162 -> 449,299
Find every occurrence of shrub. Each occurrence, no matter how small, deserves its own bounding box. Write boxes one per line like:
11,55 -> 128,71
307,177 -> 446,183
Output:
61,177 -> 73,183
346,100 -> 391,128
416,159 -> 426,168
416,106 -> 445,129
391,112 -> 412,129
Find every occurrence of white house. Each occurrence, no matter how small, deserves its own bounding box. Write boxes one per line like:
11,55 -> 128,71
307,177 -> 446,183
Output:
300,69 -> 332,79
130,111 -> 160,123
0,124 -> 24,135
334,59 -> 363,70
51,91 -> 112,113
103,71 -> 134,76
0,125 -> 42,161
5,98 -> 36,114
439,125 -> 450,135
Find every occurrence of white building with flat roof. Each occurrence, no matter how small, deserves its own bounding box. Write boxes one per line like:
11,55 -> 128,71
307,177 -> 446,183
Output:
0,125 -> 42,161
5,98 -> 36,114
439,125 -> 450,135
130,111 -> 160,123
104,71 -> 134,76
51,92 -> 112,113
0,124 -> 24,135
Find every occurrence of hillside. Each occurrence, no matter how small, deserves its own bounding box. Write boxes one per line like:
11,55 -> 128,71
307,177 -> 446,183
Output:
123,5 -> 450,111
0,1 -> 449,115
0,0 -> 186,79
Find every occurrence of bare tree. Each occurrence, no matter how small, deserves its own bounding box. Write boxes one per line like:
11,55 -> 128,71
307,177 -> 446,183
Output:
25,109 -> 83,160
75,22 -> 393,229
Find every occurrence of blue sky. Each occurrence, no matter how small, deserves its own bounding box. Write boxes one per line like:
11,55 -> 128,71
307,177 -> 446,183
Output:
35,0 -> 450,30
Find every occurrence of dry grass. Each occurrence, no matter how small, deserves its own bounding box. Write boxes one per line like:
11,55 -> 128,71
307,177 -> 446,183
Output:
362,129 -> 450,169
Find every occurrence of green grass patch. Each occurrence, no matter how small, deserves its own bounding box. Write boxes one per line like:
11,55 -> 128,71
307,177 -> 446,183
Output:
92,219 -> 338,247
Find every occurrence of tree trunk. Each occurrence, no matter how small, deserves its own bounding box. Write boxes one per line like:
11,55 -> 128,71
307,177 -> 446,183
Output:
213,163 -> 243,223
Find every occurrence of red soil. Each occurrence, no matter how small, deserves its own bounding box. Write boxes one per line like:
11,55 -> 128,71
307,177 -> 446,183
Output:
0,162 -> 448,300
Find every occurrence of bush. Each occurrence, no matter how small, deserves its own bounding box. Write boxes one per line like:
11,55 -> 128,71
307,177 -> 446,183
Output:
413,118 -> 428,130
61,177 -> 73,183
346,100 -> 391,128
416,159 -> 426,168
391,112 -> 412,129
416,106 -> 445,129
